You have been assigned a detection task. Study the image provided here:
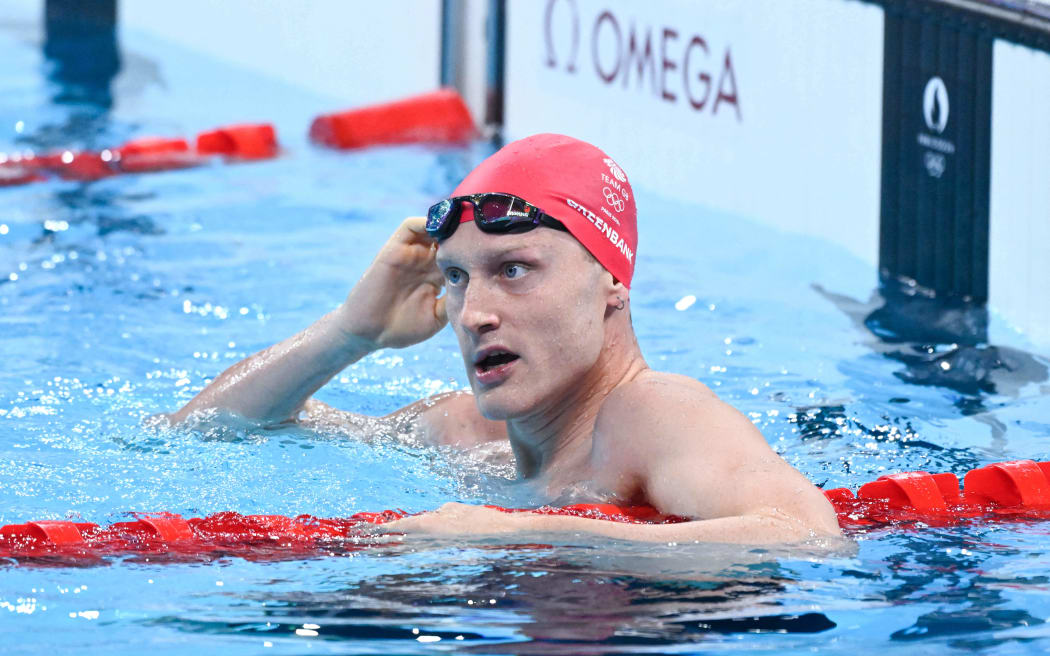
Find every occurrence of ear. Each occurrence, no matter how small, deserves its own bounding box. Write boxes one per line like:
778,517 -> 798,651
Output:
604,274 -> 629,311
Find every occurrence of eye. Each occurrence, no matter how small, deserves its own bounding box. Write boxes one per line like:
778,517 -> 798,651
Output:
502,263 -> 526,279
444,267 -> 467,286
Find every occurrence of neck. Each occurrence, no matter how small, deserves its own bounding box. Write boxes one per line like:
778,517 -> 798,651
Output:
506,318 -> 647,479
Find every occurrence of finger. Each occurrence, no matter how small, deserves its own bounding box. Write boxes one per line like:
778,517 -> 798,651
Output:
380,517 -> 404,531
378,516 -> 418,533
391,217 -> 434,249
434,295 -> 448,325
401,216 -> 429,236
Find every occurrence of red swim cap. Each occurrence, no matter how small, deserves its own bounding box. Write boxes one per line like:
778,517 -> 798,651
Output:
451,133 -> 638,288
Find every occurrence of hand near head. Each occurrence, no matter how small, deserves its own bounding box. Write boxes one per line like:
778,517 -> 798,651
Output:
166,218 -> 446,426
339,217 -> 448,350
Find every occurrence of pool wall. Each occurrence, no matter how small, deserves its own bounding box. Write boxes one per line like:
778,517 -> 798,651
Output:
4,0 -> 444,107
471,0 -> 1050,349
502,0 -> 885,269
10,0 -> 1050,348
120,1 -> 444,107
988,37 -> 1050,348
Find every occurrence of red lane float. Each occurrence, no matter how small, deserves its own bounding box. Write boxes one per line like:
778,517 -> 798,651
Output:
309,88 -> 476,150
36,137 -> 202,181
826,459 -> 1050,528
2,88 -> 477,188
0,122 -> 279,187
4,460 -> 1050,564
0,162 -> 45,187
0,510 -> 409,564
0,505 -> 670,564
196,123 -> 278,159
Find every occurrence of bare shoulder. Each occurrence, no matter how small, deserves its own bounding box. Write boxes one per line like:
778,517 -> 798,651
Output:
591,369 -> 840,535
595,370 -> 721,430
592,369 -> 766,459
622,370 -> 716,400
409,390 -> 508,447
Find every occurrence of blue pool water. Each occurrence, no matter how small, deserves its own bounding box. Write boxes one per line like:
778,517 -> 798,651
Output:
3,21 -> 1050,655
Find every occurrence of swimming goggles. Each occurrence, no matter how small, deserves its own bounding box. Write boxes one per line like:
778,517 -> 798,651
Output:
426,192 -> 567,241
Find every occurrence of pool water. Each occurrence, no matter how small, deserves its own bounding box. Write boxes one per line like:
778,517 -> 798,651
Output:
3,21 -> 1050,656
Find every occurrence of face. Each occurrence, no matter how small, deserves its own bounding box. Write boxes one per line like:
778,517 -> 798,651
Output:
436,221 -> 613,421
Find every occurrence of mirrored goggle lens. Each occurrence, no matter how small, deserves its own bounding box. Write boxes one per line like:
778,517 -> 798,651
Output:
476,195 -> 517,221
477,195 -> 539,233
426,199 -> 454,234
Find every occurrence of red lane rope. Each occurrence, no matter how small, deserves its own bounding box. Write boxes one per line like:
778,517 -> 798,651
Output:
0,123 -> 278,187
0,87 -> 477,188
825,459 -> 1050,529
0,506 -> 678,564
309,88 -> 475,150
3,460 -> 1049,564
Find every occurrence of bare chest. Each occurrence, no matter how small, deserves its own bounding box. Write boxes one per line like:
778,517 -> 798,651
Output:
525,455 -> 647,506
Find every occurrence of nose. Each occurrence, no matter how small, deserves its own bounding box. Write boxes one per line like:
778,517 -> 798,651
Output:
457,278 -> 500,336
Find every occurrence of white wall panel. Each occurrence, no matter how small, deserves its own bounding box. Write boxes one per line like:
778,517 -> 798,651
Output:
989,39 -> 1050,347
0,0 -> 42,26
505,0 -> 884,266
121,0 -> 442,105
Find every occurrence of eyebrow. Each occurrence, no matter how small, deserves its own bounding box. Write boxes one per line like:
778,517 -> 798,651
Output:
488,243 -> 543,259
437,242 -> 543,267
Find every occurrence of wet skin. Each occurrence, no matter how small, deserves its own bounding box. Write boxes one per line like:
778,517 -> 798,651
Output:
171,217 -> 842,544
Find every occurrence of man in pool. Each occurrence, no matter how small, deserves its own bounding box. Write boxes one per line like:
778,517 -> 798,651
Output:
169,133 -> 841,544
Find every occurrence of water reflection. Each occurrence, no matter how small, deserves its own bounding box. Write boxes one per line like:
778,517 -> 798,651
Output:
14,13 -> 164,258
157,546 -> 835,652
788,402 -> 984,476
814,279 -> 1048,415
878,531 -> 1046,650
39,1 -> 120,148
423,143 -> 500,201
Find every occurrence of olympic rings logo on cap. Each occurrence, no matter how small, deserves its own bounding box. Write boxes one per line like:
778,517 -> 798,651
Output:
603,186 -> 625,213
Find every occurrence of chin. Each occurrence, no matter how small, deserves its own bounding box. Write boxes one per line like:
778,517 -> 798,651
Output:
473,395 -> 520,421
471,386 -> 534,421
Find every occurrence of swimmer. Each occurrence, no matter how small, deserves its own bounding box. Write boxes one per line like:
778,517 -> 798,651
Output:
168,134 -> 842,544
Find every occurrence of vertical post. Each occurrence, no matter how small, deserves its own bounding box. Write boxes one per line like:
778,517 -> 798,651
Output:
440,0 -> 505,132
440,0 -> 464,90
485,0 -> 506,128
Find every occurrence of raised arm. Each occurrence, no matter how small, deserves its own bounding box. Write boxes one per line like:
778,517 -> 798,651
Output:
166,217 -> 449,428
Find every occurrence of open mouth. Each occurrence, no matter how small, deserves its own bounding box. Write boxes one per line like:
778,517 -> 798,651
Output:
475,350 -> 520,373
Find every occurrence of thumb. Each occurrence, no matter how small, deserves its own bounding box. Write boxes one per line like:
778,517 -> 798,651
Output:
401,216 -> 428,235
434,295 -> 448,326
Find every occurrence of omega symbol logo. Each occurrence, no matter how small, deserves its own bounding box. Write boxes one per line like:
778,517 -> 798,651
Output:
923,76 -> 949,134
603,186 -> 625,212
